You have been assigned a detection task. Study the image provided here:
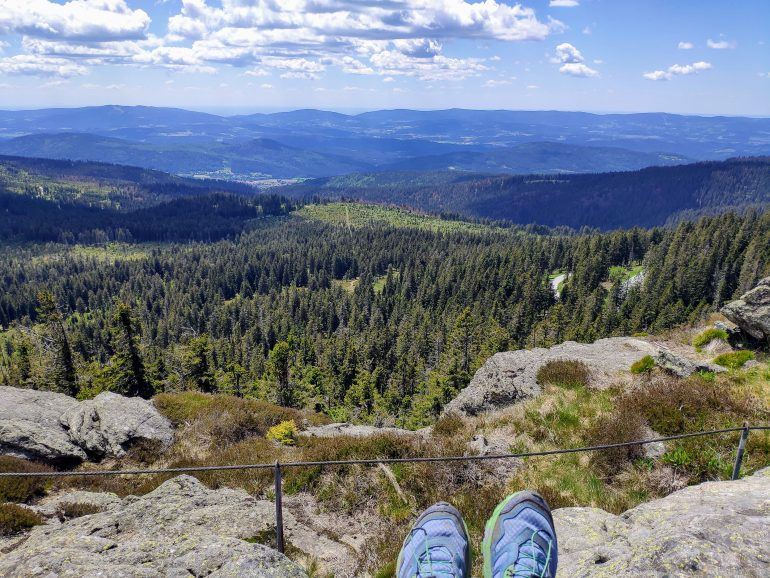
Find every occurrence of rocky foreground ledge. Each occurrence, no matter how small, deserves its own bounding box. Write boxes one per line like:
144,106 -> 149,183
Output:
554,467 -> 770,577
1,469 -> 768,576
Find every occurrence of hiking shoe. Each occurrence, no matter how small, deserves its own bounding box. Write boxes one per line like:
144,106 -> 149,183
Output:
482,491 -> 558,578
396,502 -> 471,578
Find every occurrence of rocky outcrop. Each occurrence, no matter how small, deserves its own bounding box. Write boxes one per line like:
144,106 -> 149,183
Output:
554,467 -> 770,577
0,386 -> 173,464
0,387 -> 86,465
0,476 -> 308,578
722,277 -> 770,341
653,347 -> 726,378
60,392 -> 174,459
445,338 -> 659,416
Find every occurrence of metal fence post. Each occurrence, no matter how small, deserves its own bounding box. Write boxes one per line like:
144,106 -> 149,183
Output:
274,460 -> 285,553
731,423 -> 750,480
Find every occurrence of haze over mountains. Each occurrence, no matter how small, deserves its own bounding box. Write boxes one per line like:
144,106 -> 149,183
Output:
0,106 -> 768,180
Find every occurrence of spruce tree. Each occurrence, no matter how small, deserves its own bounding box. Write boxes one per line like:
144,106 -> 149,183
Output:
109,301 -> 152,398
36,290 -> 77,396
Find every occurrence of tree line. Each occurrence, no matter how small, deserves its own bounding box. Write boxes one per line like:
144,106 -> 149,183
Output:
1,208 -> 769,427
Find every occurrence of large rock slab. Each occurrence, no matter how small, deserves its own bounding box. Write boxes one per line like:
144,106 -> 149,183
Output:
0,386 -> 173,464
0,387 -> 86,465
445,338 -> 658,416
554,467 -> 770,577
0,475 -> 308,578
653,347 -> 726,378
60,391 -> 174,459
722,277 -> 770,341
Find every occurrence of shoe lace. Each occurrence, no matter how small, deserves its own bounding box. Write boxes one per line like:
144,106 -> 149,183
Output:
408,527 -> 459,578
503,530 -> 553,578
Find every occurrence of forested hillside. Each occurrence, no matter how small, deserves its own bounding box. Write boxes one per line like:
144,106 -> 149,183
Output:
283,157 -> 770,229
0,155 -> 254,209
0,155 -> 291,242
2,207 -> 768,427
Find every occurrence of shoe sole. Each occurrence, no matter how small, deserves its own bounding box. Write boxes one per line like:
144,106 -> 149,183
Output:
482,491 -> 555,578
396,501 -> 471,577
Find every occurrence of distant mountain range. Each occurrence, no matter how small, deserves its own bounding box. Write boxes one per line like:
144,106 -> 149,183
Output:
280,157 -> 770,230
0,106 -> 767,179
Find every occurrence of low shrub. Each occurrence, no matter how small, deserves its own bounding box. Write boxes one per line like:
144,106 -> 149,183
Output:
266,420 -> 299,445
630,355 -> 656,374
536,359 -> 590,389
713,350 -> 755,370
432,412 -> 466,437
56,502 -> 104,520
153,392 -> 326,446
620,374 -> 755,435
0,503 -> 43,536
692,328 -> 729,350
0,456 -> 51,503
588,409 -> 648,476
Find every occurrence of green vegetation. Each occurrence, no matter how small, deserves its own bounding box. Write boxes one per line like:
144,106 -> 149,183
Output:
298,202 -> 496,233
2,206 -> 770,427
692,328 -> 729,350
713,350 -> 755,370
536,360 -> 590,389
0,503 -> 44,536
608,263 -> 644,283
266,420 -> 299,446
630,355 -> 656,374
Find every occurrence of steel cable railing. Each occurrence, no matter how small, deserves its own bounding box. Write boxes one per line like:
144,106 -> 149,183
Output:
1,423 -> 766,553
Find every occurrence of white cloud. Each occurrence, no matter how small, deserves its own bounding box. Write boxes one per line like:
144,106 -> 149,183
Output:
707,38 -> 736,49
260,83 -> 273,89
484,78 -> 512,87
280,71 -> 320,80
582,25 -> 592,35
554,42 -> 584,64
0,54 -> 88,77
678,41 -> 694,50
526,84 -> 538,89
489,55 -> 501,61
560,62 -> 598,77
244,68 -> 269,77
552,42 -> 599,77
0,0 -> 150,42
643,61 -> 712,81
549,0 -> 580,6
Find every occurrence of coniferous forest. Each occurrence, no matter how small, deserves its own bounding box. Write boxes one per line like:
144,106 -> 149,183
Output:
2,198 -> 769,427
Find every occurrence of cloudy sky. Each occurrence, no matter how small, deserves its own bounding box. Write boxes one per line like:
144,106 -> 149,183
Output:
0,0 -> 767,115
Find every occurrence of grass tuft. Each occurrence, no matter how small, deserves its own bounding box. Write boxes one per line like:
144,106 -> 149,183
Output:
692,328 -> 729,350
713,350 -> 755,370
630,355 -> 656,374
536,360 -> 590,389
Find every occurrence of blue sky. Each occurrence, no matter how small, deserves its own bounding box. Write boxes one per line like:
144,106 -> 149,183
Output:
0,0 -> 767,115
